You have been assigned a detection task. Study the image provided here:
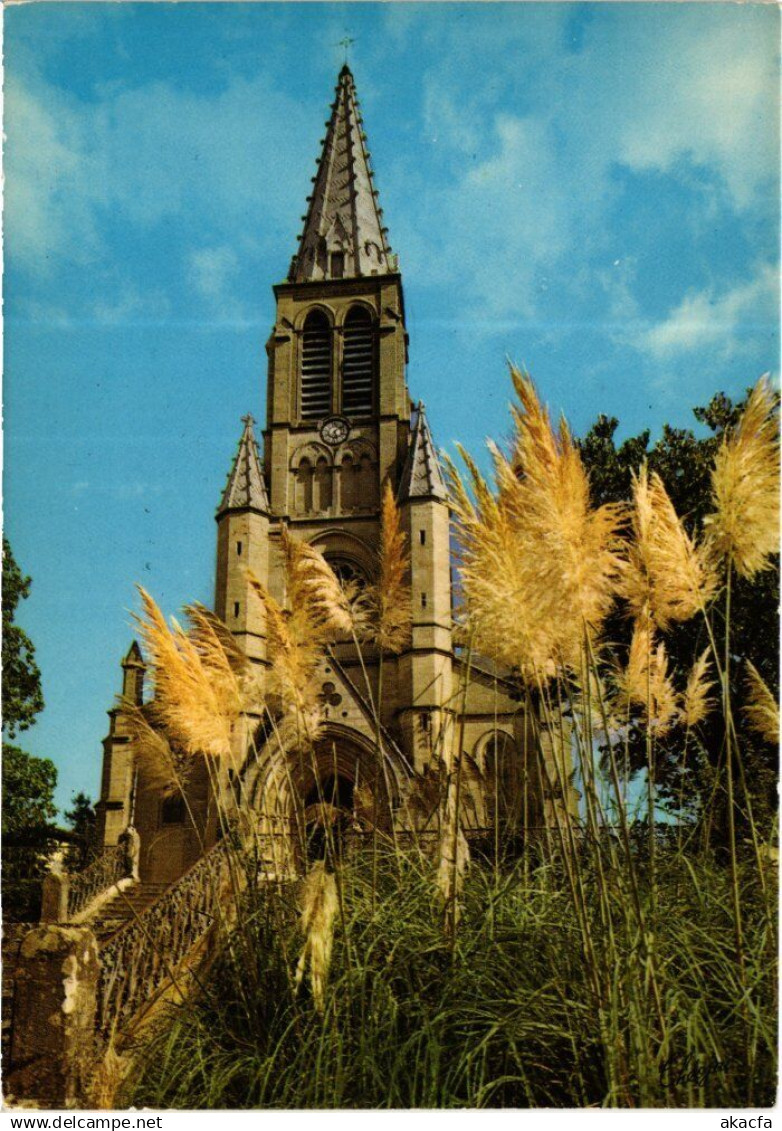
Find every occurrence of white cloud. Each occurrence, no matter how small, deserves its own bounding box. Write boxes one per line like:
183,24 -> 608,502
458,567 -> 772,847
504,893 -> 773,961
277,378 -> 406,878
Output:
615,19 -> 778,211
383,4 -> 777,334
391,112 -> 576,326
4,77 -> 104,271
187,246 -> 239,299
91,284 -> 172,326
5,68 -> 316,275
636,263 -> 779,360
184,244 -> 257,325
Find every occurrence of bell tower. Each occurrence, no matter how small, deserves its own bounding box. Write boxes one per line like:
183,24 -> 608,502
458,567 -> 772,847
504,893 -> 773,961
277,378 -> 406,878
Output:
216,63 -> 456,755
263,65 -> 411,549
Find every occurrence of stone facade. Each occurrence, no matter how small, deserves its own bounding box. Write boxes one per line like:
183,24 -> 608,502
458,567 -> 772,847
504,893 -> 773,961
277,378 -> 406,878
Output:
94,65 -> 556,885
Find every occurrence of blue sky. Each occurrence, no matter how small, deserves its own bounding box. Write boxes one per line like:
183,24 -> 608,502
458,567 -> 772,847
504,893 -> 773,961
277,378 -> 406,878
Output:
3,2 -> 779,814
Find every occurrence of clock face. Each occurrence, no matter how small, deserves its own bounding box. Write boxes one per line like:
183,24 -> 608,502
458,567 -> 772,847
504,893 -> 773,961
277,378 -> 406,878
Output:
320,416 -> 350,446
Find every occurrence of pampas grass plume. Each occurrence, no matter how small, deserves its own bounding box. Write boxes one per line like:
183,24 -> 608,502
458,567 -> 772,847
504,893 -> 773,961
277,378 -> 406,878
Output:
295,860 -> 338,1014
365,481 -> 412,654
680,649 -> 716,728
133,587 -> 246,760
621,465 -> 718,629
123,701 -> 192,798
744,660 -> 779,745
707,375 -> 780,579
446,368 -> 623,678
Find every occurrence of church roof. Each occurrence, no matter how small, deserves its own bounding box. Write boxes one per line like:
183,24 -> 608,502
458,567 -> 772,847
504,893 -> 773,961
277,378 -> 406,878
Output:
398,403 -> 448,503
288,65 -> 395,283
217,414 -> 270,517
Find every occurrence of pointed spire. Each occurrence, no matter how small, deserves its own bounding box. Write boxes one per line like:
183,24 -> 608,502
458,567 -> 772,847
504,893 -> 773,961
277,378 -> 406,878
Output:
121,640 -> 145,705
289,66 -> 396,283
122,640 -> 145,669
398,403 -> 448,503
217,414 -> 270,517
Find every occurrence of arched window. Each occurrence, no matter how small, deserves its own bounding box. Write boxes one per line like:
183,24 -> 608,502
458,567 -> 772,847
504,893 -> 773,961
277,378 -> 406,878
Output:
324,556 -> 369,592
341,307 -> 374,417
300,310 -> 332,420
314,456 -> 333,511
340,453 -> 358,511
359,452 -> 378,509
295,457 -> 314,513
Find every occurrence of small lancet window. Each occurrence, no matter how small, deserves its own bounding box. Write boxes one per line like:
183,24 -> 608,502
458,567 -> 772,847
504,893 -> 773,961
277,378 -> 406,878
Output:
330,251 -> 345,279
296,457 -> 314,513
301,310 -> 332,420
237,541 -> 243,556
315,456 -> 333,511
342,306 -> 374,417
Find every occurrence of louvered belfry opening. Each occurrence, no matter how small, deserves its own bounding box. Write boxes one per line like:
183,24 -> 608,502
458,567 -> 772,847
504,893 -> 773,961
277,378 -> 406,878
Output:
341,306 -> 374,417
301,310 -> 332,420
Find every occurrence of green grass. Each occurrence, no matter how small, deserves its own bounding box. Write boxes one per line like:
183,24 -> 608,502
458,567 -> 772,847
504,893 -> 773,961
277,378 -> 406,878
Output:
129,841 -> 777,1109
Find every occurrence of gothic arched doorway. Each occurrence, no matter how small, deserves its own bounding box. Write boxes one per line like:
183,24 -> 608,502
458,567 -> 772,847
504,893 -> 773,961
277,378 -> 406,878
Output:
483,730 -> 526,842
245,721 -> 405,874
303,772 -> 355,863
292,725 -> 399,868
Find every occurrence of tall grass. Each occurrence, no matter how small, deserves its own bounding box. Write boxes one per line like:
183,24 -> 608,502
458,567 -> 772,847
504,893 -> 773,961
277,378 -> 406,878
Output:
120,371 -> 777,1109
128,841 -> 775,1108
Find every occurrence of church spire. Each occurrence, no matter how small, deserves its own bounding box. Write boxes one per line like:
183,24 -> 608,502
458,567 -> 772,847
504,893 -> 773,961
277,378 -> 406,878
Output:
398,403 -> 448,502
289,65 -> 395,283
217,414 -> 269,517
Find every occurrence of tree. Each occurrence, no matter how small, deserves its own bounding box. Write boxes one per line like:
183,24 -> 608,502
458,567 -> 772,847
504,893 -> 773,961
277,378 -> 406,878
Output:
1,744 -> 58,921
2,744 -> 57,837
2,540 -> 53,919
2,539 -> 44,736
577,391 -> 779,833
65,791 -> 98,869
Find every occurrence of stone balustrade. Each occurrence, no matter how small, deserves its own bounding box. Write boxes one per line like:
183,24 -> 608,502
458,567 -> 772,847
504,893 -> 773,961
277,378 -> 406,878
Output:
40,828 -> 141,926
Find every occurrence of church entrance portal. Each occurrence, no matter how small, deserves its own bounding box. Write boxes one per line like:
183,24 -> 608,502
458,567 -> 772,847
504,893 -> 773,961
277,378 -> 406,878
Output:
303,773 -> 355,863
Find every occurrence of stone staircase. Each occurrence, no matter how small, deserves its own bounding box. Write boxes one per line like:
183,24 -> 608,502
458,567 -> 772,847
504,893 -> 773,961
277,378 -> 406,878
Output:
90,881 -> 170,940
8,839 -> 235,1106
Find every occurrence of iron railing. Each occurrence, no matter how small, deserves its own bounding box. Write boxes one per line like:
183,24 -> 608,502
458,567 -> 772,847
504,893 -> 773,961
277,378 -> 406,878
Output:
67,846 -> 126,920
96,839 -> 230,1041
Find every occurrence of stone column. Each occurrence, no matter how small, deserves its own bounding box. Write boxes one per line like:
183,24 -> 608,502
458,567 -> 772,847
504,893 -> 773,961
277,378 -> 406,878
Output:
118,825 -> 141,882
7,926 -> 100,1108
40,872 -> 70,924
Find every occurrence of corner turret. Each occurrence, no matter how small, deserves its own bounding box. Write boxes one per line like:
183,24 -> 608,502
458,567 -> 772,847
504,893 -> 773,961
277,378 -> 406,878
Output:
121,640 -> 145,706
215,415 -> 270,667
397,404 -> 454,770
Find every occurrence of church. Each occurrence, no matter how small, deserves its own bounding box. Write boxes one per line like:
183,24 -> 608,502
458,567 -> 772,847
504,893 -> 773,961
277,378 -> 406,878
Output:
94,66 -> 550,888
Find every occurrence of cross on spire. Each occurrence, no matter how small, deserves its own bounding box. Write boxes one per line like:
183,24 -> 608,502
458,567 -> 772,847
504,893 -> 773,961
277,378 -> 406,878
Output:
336,35 -> 356,64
